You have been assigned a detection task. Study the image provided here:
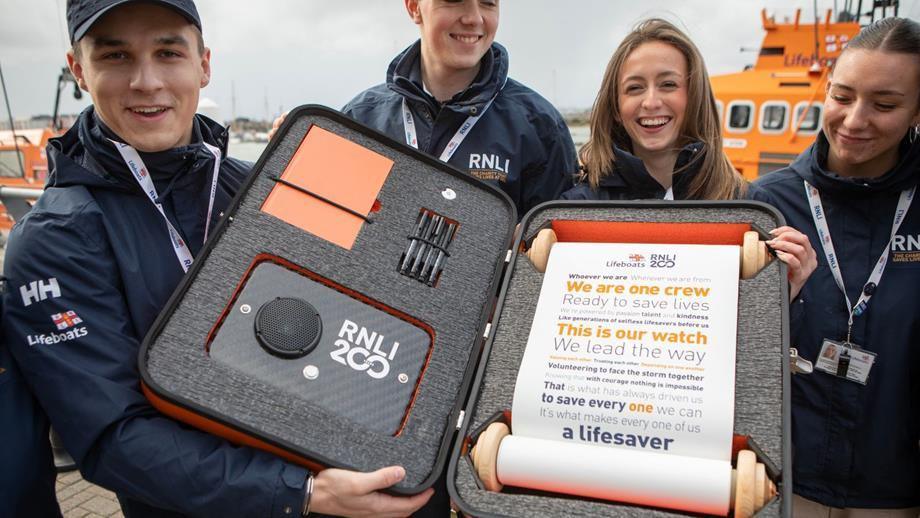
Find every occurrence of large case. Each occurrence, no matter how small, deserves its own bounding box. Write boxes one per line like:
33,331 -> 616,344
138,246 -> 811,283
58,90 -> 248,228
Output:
139,106 -> 791,516
447,202 -> 792,517
140,105 -> 516,492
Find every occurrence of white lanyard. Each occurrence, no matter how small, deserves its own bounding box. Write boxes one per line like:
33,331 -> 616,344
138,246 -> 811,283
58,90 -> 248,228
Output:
804,180 -> 915,342
663,187 -> 674,200
111,140 -> 222,273
401,95 -> 498,162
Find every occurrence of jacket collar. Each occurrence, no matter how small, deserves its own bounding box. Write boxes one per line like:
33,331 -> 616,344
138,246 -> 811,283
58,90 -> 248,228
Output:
791,131 -> 920,195
47,106 -> 229,194
386,40 -> 509,116
598,141 -> 706,199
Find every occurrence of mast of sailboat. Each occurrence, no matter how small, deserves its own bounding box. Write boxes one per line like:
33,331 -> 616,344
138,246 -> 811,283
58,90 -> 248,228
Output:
813,0 -> 821,68
52,66 -> 81,131
859,0 -> 900,24
231,80 -> 237,127
0,60 -> 25,178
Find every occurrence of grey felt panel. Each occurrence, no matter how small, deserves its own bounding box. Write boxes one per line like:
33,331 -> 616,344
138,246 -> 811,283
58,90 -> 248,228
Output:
144,111 -> 514,488
454,204 -> 787,516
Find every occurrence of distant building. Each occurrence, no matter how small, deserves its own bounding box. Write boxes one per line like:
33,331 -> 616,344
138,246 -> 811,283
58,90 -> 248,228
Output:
197,97 -> 221,123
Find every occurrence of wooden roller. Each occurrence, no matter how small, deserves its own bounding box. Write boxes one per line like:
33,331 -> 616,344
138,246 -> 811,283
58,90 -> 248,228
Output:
754,462 -> 767,509
730,450 -> 777,516
741,231 -> 772,279
760,461 -> 777,506
471,422 -> 777,516
525,229 -> 771,279
733,450 -> 756,518
470,422 -> 510,492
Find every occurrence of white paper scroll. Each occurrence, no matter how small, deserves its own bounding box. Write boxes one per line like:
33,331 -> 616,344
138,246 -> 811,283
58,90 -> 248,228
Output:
505,242 -> 741,514
496,436 -> 732,515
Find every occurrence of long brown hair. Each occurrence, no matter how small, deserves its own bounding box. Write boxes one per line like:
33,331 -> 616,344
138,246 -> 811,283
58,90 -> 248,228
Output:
580,18 -> 743,199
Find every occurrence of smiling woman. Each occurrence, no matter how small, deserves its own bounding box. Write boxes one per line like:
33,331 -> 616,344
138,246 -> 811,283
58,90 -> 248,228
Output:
616,41 -> 689,176
562,17 -> 818,306
564,18 -> 743,202
749,17 -> 920,515
823,47 -> 920,178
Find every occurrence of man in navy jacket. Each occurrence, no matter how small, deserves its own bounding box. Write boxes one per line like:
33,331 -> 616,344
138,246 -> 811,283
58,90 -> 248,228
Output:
2,1 -> 431,516
343,0 -> 577,219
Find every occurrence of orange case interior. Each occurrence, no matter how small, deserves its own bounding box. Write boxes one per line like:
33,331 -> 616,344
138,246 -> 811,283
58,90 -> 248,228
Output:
550,220 -> 753,246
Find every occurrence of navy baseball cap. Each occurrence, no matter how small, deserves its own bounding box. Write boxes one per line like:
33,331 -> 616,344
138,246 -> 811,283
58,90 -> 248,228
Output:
67,0 -> 201,43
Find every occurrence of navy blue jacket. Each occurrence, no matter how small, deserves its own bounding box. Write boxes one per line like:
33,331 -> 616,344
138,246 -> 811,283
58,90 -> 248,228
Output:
561,143 -> 705,200
1,108 -> 309,517
0,328 -> 61,518
750,133 -> 920,508
344,41 -> 577,218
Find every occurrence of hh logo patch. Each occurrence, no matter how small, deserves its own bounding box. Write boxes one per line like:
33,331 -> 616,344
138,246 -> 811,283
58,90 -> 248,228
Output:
51,311 -> 82,330
892,234 -> 920,263
20,278 -> 61,307
468,153 -> 510,183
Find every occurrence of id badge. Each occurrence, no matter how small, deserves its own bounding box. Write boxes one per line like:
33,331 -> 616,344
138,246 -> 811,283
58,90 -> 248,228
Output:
814,339 -> 876,385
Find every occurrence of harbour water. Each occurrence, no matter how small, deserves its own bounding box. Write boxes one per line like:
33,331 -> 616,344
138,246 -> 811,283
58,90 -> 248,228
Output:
228,125 -> 590,163
228,141 -> 269,162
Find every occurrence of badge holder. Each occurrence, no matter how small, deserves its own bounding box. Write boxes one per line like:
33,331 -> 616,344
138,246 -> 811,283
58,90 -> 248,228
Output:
814,339 -> 876,385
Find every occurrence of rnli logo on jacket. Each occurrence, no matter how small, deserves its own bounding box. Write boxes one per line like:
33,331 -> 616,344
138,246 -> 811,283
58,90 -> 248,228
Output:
468,153 -> 510,183
20,278 -> 61,307
892,233 -> 920,263
27,310 -> 89,347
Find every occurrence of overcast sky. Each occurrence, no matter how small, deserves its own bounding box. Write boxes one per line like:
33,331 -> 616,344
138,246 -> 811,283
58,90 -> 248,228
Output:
2,0 -> 918,121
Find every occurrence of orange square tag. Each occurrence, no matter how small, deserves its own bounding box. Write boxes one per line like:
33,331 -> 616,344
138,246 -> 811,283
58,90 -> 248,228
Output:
261,125 -> 393,249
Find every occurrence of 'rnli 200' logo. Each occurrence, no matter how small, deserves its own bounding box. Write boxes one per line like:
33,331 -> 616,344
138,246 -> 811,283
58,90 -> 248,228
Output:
330,320 -> 400,379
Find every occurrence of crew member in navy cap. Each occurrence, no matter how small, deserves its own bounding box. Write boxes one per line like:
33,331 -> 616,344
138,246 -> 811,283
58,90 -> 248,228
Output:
2,1 -> 432,516
66,0 -> 202,43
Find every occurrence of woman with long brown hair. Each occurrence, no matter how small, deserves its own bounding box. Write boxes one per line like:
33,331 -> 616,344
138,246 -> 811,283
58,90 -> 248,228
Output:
564,18 -> 816,298
563,18 -> 740,201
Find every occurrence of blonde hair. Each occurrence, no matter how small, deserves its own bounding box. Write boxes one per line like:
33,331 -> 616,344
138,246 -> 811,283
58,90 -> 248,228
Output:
580,18 -> 743,199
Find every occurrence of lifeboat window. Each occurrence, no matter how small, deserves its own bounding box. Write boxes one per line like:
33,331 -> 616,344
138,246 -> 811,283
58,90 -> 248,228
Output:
0,150 -> 25,178
793,102 -> 822,134
760,102 -> 790,134
727,101 -> 755,133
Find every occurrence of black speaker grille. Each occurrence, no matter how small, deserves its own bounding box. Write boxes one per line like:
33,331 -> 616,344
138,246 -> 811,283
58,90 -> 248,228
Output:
254,297 -> 322,358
